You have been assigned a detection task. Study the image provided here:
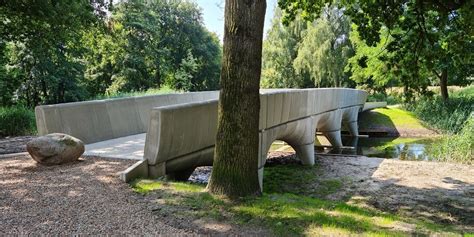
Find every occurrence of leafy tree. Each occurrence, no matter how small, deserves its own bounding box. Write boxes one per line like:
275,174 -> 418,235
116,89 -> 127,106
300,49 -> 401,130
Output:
105,0 -> 221,94
294,6 -> 353,87
0,0 -> 108,105
0,0 -> 221,106
261,8 -> 310,88
173,50 -> 200,91
279,0 -> 474,100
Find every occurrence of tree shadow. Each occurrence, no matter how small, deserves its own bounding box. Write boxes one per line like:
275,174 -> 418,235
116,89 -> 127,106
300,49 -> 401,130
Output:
357,109 -> 400,136
262,155 -> 474,234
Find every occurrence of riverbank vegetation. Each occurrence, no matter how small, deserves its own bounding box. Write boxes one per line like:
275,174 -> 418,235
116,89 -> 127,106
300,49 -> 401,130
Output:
0,106 -> 35,137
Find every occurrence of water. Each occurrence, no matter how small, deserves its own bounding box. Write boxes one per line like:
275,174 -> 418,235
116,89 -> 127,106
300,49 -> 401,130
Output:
270,136 -> 440,161
326,136 -> 439,161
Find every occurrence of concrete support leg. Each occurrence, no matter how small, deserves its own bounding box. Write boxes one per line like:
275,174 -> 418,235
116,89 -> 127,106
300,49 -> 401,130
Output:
323,130 -> 343,148
293,143 -> 315,165
258,167 -> 264,192
347,121 -> 359,136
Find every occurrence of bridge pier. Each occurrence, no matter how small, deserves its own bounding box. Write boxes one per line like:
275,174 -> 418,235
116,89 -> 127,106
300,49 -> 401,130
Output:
316,110 -> 343,148
342,106 -> 362,136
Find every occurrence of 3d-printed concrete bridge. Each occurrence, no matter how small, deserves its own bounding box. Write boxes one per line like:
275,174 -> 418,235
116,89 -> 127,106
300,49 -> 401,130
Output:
35,89 -> 382,189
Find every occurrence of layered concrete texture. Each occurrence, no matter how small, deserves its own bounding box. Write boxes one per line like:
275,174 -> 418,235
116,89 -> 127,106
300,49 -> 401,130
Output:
35,91 -> 219,144
124,88 -> 368,190
36,88 -> 370,190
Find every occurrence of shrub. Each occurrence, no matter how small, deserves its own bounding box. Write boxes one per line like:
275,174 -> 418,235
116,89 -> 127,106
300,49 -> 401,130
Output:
0,106 -> 36,137
429,116 -> 474,164
404,95 -> 473,134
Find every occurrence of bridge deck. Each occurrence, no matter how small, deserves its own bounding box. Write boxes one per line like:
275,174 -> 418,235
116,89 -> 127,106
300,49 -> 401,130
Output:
82,101 -> 385,161
84,133 -> 145,160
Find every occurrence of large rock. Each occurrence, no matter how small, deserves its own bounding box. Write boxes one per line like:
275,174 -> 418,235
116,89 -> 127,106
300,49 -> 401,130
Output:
27,133 -> 85,165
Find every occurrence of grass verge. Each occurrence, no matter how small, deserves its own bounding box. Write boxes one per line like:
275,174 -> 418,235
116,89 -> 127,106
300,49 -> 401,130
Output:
130,164 -> 463,236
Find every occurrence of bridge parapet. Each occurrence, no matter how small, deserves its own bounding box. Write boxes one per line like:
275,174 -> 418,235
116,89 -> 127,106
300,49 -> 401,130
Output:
131,88 -> 367,190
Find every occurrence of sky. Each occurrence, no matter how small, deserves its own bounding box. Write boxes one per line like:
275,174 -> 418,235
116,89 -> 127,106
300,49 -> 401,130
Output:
194,0 -> 277,41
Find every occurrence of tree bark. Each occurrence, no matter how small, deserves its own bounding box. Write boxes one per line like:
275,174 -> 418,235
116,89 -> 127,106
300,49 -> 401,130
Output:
439,68 -> 449,101
207,0 -> 266,197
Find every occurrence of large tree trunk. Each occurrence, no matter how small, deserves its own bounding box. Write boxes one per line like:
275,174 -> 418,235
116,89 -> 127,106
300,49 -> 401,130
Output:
207,0 -> 266,197
439,68 -> 449,101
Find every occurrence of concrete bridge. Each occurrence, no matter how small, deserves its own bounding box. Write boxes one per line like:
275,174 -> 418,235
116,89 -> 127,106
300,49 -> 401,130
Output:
35,89 -> 376,190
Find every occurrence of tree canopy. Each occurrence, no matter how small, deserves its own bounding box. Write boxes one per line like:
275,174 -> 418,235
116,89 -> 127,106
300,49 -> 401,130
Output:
0,0 -> 222,106
278,0 -> 474,100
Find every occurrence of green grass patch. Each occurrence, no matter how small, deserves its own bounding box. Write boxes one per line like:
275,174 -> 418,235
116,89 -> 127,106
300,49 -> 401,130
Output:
131,179 -> 459,236
263,164 -> 343,198
427,117 -> 474,164
359,107 -> 429,131
131,164 -> 461,236
404,95 -> 473,134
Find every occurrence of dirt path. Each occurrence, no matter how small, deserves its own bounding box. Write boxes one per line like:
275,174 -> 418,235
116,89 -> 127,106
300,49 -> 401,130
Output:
0,136 -> 35,154
0,155 -> 193,235
1,153 -> 473,234
316,154 -> 474,231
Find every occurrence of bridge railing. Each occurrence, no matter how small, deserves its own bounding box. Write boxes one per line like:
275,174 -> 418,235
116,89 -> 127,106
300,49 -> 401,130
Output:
133,88 -> 367,189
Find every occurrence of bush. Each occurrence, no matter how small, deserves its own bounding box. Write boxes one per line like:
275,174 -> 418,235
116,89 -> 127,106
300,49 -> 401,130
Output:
0,106 -> 36,137
429,116 -> 474,164
404,95 -> 473,134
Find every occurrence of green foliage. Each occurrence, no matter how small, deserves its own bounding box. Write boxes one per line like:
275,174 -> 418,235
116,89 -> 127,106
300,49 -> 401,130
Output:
429,117 -> 474,164
91,86 -> 175,100
261,8 -> 311,88
0,106 -> 36,136
262,6 -> 355,88
366,92 -> 403,105
279,0 -> 474,100
1,0 -> 105,106
0,0 -> 221,107
405,95 -> 473,134
294,7 -> 354,87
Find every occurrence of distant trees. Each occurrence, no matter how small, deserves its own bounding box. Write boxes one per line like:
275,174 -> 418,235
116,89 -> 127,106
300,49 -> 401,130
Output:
262,6 -> 354,88
278,0 -> 474,100
0,0 -> 222,106
294,7 -> 353,88
261,9 -> 310,88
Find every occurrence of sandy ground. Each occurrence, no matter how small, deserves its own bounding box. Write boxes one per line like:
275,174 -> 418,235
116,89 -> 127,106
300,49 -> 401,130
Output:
1,153 -> 473,234
315,154 -> 474,230
0,155 -> 193,235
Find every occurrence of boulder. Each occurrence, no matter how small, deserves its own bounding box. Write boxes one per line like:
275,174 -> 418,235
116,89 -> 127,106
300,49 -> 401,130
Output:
27,133 -> 85,165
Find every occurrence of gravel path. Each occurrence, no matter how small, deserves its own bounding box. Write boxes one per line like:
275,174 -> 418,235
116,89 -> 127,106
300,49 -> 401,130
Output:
0,136 -> 35,155
0,155 -> 193,235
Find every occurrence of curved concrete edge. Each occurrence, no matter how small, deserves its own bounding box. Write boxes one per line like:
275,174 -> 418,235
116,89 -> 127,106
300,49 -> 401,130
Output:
122,89 -> 369,189
362,102 -> 387,111
35,91 -> 219,144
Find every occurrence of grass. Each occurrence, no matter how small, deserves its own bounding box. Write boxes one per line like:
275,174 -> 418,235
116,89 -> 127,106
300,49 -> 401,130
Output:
130,163 -> 463,236
428,117 -> 474,164
358,107 -> 430,132
404,85 -> 473,134
0,105 -> 36,137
